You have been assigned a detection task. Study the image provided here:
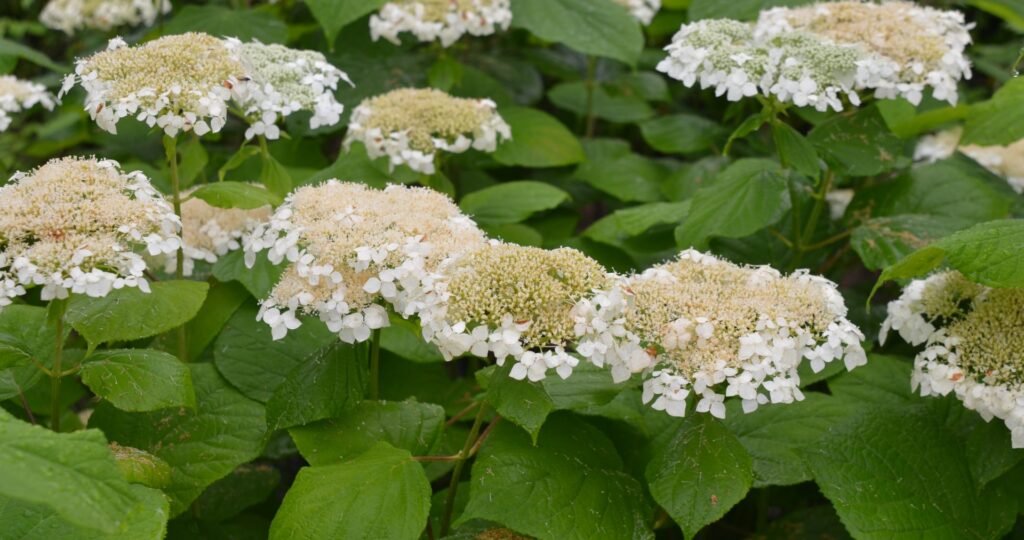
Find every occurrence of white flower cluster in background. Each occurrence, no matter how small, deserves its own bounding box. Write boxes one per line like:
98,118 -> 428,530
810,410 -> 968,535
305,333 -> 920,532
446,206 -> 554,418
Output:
344,88 -> 510,175
615,0 -> 661,26
914,127 -> 1024,194
413,244 -> 612,382
226,39 -> 353,140
658,1 -> 972,111
0,157 -> 180,307
881,272 -> 1024,447
0,76 -> 55,132
244,181 -> 486,342
572,250 -> 866,418
162,187 -> 272,276
41,0 -> 170,35
370,0 -> 512,47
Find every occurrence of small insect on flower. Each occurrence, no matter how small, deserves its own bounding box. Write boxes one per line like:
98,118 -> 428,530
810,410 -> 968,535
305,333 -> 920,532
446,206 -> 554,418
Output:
344,88 -> 511,175
0,157 -> 180,308
615,0 -> 661,26
40,0 -> 171,35
0,75 -> 56,133
370,0 -> 512,47
915,127 -> 1024,194
573,250 -> 867,418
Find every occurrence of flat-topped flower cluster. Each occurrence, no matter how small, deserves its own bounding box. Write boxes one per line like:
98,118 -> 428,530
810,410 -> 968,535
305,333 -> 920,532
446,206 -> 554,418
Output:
166,187 -> 273,276
0,75 -> 55,132
40,0 -> 170,35
370,0 -> 512,47
882,272 -> 1024,447
658,1 -> 972,110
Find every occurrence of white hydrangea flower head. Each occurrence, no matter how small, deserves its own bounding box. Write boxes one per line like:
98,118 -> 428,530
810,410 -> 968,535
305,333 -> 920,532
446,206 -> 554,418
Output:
244,180 -> 486,342
370,0 -> 512,47
159,187 -> 273,276
0,75 -> 56,132
225,39 -> 354,140
0,156 -> 180,307
344,88 -> 511,175
60,33 -> 245,137
615,0 -> 660,26
883,272 -> 1024,447
416,243 -> 612,382
40,0 -> 171,35
573,249 -> 867,419
914,127 -> 1024,194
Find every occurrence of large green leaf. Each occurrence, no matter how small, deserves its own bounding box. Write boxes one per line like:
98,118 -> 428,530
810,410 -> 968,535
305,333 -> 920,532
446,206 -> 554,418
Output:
89,364 -> 267,515
0,487 -> 168,540
192,464 -> 280,523
962,76 -> 1024,146
0,410 -> 166,536
80,349 -> 195,412
808,106 -> 905,177
492,107 -> 584,167
479,363 -> 554,443
548,81 -> 653,123
162,5 -> 288,42
0,37 -> 67,72
269,442 -> 431,540
640,114 -> 725,155
511,0 -> 643,65
211,251 -> 285,299
290,400 -> 445,465
828,354 -> 915,407
460,181 -> 570,225
851,214 -> 962,271
675,159 -> 789,249
688,0 -> 814,20
585,201 -> 691,247
265,342 -> 367,430
380,314 -> 444,363
574,138 -> 667,202
969,0 -> 1024,31
646,414 -> 753,538
304,0 -> 388,44
0,305 -> 62,371
189,182 -> 281,210
459,413 -> 653,540
184,280 -> 249,360
65,281 -> 209,347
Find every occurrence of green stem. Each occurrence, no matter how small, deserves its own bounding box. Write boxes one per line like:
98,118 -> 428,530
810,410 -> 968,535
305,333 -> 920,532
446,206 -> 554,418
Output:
50,308 -> 65,432
583,56 -> 598,138
370,328 -> 381,400
440,403 -> 488,536
163,135 -> 188,362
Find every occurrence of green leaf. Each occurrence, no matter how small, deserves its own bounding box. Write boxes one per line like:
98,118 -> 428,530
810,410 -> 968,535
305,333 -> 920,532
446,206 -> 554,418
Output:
185,280 -> 250,360
0,410 -> 166,535
304,0 -> 388,44
646,414 -> 753,538
541,362 -> 631,411
110,444 -> 172,489
192,463 -> 280,523
962,77 -> 1024,146
573,138 -> 667,202
0,305 -> 62,371
969,0 -> 1024,31
675,159 -> 789,249
269,442 -> 431,540
65,281 -> 209,347
162,5 -> 288,42
428,56 -> 464,92
0,37 -> 67,72
585,201 -> 691,246
0,487 -> 168,540
80,349 -> 195,412
189,182 -> 281,210
511,0 -> 643,65
380,315 -> 443,363
771,121 -> 820,178
492,107 -> 584,167
212,251 -> 285,299
640,114 -> 725,155
459,413 -> 653,539
259,152 -> 293,198
290,400 -> 445,465
851,215 -> 963,271
688,0 -> 814,20
480,363 -> 554,442
213,304 -> 337,402
808,106 -> 905,177
218,146 -> 261,182
828,354 -> 914,407
176,137 -> 208,189
802,406 -> 1017,540
89,364 -> 267,515
265,342 -> 367,430
460,181 -> 570,225
548,81 -> 653,123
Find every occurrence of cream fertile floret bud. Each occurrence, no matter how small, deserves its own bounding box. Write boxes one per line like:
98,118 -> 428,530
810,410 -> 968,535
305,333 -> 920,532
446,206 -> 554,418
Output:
344,88 -> 510,175
0,76 -> 56,133
370,0 -> 512,47
245,180 -> 486,343
573,250 -> 866,419
0,157 -> 180,307
41,0 -> 171,35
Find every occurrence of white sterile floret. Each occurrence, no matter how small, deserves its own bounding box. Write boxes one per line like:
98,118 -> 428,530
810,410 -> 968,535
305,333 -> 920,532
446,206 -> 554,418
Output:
370,0 -> 512,47
0,157 -> 180,307
225,39 -> 353,140
573,249 -> 867,419
41,0 -> 170,35
161,187 -> 272,276
615,0 -> 660,26
60,33 -> 245,137
914,127 -> 1024,194
244,181 -> 486,342
344,88 -> 511,175
883,272 -> 1024,447
415,243 -> 612,381
0,75 -> 56,133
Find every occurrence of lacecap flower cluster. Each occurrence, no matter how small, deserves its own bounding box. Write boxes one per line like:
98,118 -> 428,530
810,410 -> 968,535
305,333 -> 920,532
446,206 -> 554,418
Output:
41,0 -> 170,35
370,0 -> 512,47
0,75 -> 56,132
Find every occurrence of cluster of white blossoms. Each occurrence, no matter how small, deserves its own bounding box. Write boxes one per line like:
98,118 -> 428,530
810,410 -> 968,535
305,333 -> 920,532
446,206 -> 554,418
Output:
40,0 -> 170,35
572,250 -> 867,418
0,75 -> 56,132
244,181 -> 486,342
881,272 -> 1024,447
344,88 -> 510,175
414,244 -> 612,382
615,0 -> 661,26
0,157 -> 180,307
225,39 -> 352,140
914,127 -> 1024,194
658,1 -> 972,111
163,188 -> 272,276
61,33 -> 352,139
370,0 -> 512,47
